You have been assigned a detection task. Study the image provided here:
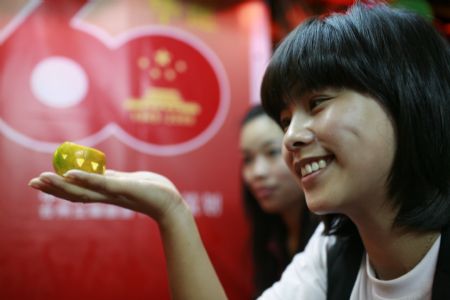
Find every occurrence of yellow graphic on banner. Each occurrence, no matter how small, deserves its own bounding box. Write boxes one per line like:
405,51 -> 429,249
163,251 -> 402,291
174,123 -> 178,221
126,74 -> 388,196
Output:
123,47 -> 201,126
147,0 -> 216,32
138,49 -> 187,81
123,88 -> 201,126
154,48 -> 171,66
185,5 -> 215,32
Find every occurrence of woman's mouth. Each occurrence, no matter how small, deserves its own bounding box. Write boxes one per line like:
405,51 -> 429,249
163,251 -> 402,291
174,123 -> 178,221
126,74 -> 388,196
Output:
301,159 -> 327,176
296,156 -> 333,177
254,187 -> 275,199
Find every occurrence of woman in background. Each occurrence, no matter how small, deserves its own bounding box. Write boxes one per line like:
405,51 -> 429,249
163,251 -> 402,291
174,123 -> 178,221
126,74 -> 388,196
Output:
239,105 -> 317,296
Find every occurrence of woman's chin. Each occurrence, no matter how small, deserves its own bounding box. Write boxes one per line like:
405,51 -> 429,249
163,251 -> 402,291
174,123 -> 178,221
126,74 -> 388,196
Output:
305,200 -> 336,215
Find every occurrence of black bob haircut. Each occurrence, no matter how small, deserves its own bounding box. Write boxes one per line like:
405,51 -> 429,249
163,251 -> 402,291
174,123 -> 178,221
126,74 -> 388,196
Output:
260,2 -> 450,236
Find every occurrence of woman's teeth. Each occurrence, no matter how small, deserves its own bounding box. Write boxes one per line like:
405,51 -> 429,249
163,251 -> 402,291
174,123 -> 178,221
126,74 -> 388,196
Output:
301,159 -> 327,176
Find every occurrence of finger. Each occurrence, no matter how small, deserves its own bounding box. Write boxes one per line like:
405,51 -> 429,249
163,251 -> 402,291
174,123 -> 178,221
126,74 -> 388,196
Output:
34,174 -> 110,203
104,170 -> 123,177
30,173 -> 138,210
105,170 -> 162,182
64,170 -> 133,194
64,170 -> 178,215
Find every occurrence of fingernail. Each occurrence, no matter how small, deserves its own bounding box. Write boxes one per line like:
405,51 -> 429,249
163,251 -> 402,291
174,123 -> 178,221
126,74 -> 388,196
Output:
28,181 -> 38,188
29,179 -> 44,189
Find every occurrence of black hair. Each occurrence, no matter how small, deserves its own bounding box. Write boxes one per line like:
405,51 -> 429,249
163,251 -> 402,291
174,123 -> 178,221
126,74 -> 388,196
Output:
261,3 -> 450,236
240,105 -> 318,295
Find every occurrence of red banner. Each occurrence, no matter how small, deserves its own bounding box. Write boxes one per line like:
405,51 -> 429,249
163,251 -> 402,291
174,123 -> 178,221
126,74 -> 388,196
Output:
0,0 -> 271,299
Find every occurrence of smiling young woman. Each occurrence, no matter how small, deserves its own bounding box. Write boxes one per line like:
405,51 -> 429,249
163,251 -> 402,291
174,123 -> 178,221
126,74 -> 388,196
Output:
29,2 -> 450,299
259,2 -> 450,299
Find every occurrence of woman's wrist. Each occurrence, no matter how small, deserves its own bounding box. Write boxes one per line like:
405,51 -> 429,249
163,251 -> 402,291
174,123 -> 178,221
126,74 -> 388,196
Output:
157,197 -> 193,232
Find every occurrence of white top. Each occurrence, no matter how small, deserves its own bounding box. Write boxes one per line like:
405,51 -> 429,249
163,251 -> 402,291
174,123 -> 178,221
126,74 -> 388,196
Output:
258,223 -> 441,300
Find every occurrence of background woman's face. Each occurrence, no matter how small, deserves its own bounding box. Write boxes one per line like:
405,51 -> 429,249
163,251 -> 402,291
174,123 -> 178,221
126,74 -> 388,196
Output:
240,114 -> 304,214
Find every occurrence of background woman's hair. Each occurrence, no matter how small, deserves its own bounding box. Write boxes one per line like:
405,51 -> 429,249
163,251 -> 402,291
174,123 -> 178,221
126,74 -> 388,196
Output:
260,3 -> 450,235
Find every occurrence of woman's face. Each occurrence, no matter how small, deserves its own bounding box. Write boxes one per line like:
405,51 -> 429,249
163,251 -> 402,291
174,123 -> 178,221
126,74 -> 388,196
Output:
280,88 -> 395,218
240,114 -> 304,214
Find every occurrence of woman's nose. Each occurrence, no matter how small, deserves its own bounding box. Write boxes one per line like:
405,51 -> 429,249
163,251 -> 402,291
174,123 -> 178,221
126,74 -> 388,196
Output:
283,114 -> 315,152
252,156 -> 270,177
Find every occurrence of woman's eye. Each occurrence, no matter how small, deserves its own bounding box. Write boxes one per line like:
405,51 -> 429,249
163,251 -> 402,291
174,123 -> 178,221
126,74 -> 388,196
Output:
309,97 -> 330,111
242,156 -> 253,165
267,148 -> 281,157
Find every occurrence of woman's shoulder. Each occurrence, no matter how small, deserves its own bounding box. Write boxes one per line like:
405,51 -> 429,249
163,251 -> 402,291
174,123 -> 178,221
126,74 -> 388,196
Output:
293,222 -> 336,265
258,223 -> 335,300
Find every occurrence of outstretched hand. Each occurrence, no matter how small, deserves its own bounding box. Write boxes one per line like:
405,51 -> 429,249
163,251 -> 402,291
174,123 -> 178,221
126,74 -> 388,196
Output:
29,169 -> 228,300
28,170 -> 185,224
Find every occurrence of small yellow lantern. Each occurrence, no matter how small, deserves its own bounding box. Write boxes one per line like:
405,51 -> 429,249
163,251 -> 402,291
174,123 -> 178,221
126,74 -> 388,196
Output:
53,142 -> 106,176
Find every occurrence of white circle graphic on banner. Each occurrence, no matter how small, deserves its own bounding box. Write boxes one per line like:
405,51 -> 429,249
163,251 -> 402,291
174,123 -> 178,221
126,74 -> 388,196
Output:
30,56 -> 88,108
2,24 -> 231,156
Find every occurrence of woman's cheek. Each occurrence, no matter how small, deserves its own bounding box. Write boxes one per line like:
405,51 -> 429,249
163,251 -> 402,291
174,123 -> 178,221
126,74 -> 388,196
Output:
282,147 -> 293,168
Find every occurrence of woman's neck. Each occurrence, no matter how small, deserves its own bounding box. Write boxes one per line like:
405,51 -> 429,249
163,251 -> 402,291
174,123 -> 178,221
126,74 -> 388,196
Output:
280,203 -> 304,256
353,212 -> 439,280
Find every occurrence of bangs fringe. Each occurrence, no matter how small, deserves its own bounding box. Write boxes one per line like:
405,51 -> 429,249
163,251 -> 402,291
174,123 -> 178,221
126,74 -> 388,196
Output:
261,12 -> 373,124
